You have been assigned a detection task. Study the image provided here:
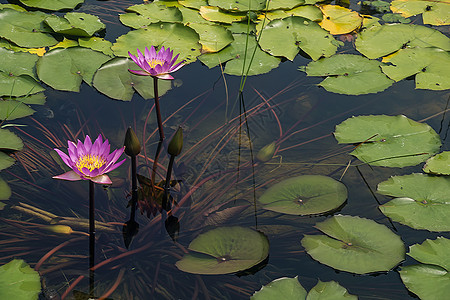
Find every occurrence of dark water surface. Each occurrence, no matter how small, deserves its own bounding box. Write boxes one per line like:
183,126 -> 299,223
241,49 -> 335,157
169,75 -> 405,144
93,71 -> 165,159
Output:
1,0 -> 449,299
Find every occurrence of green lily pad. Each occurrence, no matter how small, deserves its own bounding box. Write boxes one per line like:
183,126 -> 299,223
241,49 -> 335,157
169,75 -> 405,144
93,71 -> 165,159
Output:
0,129 -> 23,151
302,215 -> 405,274
112,23 -> 201,63
0,100 -> 35,121
0,9 -> 58,48
423,151 -> 450,175
199,33 -> 280,75
92,58 -> 172,101
179,0 -> 208,10
377,173 -> 450,232
78,37 -> 113,56
355,23 -> 450,59
175,226 -> 269,274
334,115 -> 441,167
268,0 -> 306,10
0,152 -> 15,171
45,13 -> 105,37
300,54 -> 394,95
0,259 -> 41,300
199,6 -> 248,24
258,16 -> 342,61
381,48 -> 450,90
36,47 -> 111,92
18,0 -> 84,11
0,72 -> 44,97
4,93 -> 46,105
0,48 -> 39,80
209,0 -> 267,11
285,5 -> 323,22
0,4 -> 27,12
400,237 -> 450,299
188,23 -> 234,52
258,175 -> 347,215
391,0 -> 450,26
119,3 -> 183,29
381,13 -> 411,23
251,277 -> 307,300
307,280 -> 357,299
0,177 -> 11,200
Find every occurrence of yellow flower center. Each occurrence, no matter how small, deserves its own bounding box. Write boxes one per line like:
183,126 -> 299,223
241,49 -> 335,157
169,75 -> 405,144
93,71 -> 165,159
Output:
147,59 -> 164,69
76,155 -> 106,172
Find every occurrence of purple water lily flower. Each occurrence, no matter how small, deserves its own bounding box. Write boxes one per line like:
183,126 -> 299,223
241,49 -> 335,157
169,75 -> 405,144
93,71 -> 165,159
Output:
128,46 -> 185,80
53,135 -> 125,185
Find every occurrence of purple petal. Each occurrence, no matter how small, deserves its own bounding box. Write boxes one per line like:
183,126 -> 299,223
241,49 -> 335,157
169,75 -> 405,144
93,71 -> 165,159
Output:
53,149 -> 72,167
144,47 -> 151,60
76,139 -> 86,157
170,53 -> 180,66
53,170 -> 82,181
90,174 -> 112,185
157,74 -> 174,80
169,62 -> 185,73
89,168 -> 100,177
129,69 -> 151,76
150,46 -> 157,58
103,158 -> 126,174
84,135 -> 92,152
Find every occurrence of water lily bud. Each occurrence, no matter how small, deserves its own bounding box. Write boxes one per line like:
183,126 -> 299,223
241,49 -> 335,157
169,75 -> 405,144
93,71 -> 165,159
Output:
43,225 -> 73,235
256,142 -> 276,162
168,126 -> 183,156
124,127 -> 141,157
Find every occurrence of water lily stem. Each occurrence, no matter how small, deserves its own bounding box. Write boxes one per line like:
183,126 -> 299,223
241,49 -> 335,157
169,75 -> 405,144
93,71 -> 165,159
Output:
130,154 -> 137,220
153,76 -> 165,141
163,155 -> 175,211
89,180 -> 95,297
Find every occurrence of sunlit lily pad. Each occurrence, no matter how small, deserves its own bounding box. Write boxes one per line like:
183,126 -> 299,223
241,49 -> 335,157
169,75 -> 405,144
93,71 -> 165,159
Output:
119,3 -> 183,29
258,175 -> 347,215
199,6 -> 248,24
0,4 -> 27,12
300,54 -> 394,95
377,173 -> 450,232
36,47 -> 111,92
45,13 -> 105,37
209,0 -> 267,11
0,177 -> 11,200
381,48 -> 450,90
319,5 -> 363,35
391,0 -> 450,26
0,259 -> 41,300
307,280 -> 357,299
78,37 -> 113,56
49,38 -> 79,51
334,115 -> 441,167
0,48 -> 39,80
302,215 -> 405,274
0,100 -> 35,121
423,151 -> 450,175
285,5 -> 323,21
179,0 -> 208,10
199,34 -> 280,75
0,9 -> 58,48
251,277 -> 307,300
0,72 -> 44,97
92,58 -> 171,101
355,23 -> 450,59
112,23 -> 201,63
400,237 -> 450,299
18,0 -> 84,11
258,16 -> 342,61
267,0 -> 306,10
188,23 -> 234,52
176,226 -> 269,274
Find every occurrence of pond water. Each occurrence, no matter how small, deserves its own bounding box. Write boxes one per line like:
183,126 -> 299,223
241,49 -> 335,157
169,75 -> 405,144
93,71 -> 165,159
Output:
0,0 -> 449,299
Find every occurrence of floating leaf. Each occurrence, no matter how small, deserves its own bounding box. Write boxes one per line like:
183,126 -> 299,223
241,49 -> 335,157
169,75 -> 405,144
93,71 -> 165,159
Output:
0,72 -> 44,97
319,5 -> 363,35
188,23 -> 234,52
300,54 -> 393,95
381,13 -> 411,23
5,93 -> 46,105
92,58 -> 171,101
355,23 -> 450,59
307,280 -> 357,300
0,100 -> 35,121
267,0 -> 306,10
0,259 -> 41,300
334,115 -> 441,167
36,47 -> 111,92
49,38 -> 79,51
179,0 -> 208,10
258,16 -> 342,61
0,39 -> 46,56
258,175 -> 347,215
78,37 -> 113,56
251,277 -> 307,300
18,0 -> 84,11
0,4 -> 27,12
44,13 -> 105,37
391,0 -> 450,26
423,151 -> 450,175
176,226 -> 269,274
0,152 -> 15,171
381,48 -> 450,90
302,215 -> 405,274
208,0 -> 267,11
0,48 -> 39,80
285,5 -> 323,21
400,237 -> 450,299
119,3 -> 183,29
0,177 -> 11,200
112,23 -> 201,63
0,9 -> 58,48
0,129 -> 23,151
199,6 -> 248,24
199,33 -> 280,75
377,173 -> 450,232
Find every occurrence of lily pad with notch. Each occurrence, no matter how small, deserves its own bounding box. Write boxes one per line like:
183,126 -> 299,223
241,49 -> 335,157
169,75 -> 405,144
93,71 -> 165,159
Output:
377,173 -> 450,232
334,115 -> 441,167
399,237 -> 450,299
175,226 -> 269,274
119,3 -> 183,29
44,12 -> 105,37
302,215 -> 405,274
423,151 -> 450,175
258,175 -> 347,215
390,0 -> 450,26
